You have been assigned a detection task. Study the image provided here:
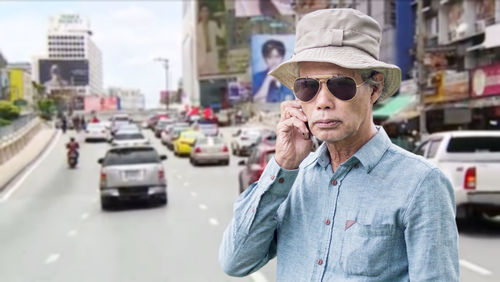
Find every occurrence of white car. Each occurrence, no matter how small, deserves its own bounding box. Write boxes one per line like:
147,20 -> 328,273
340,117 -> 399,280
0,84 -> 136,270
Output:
415,130 -> 500,219
231,128 -> 272,156
84,123 -> 109,142
111,130 -> 149,147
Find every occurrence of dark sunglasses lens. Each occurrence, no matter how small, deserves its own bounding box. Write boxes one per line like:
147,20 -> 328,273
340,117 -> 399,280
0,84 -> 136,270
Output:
327,77 -> 357,100
294,78 -> 319,102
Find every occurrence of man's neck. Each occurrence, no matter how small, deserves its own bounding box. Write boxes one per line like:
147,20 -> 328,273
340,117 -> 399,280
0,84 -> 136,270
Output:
325,123 -> 378,172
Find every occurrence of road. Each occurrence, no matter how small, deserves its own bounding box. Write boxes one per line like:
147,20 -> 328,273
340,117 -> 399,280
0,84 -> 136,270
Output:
0,125 -> 499,281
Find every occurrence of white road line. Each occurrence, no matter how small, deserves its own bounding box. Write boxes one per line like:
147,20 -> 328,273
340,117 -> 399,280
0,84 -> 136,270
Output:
198,204 -> 208,210
208,218 -> 219,226
250,271 -> 268,282
190,191 -> 198,197
183,182 -> 189,187
176,174 -> 182,179
0,131 -> 61,202
67,230 -> 78,237
459,259 -> 492,276
81,213 -> 90,220
45,253 -> 60,264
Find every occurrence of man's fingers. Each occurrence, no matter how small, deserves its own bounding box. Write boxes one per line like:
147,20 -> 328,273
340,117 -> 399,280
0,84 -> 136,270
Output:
282,107 -> 307,122
278,117 -> 310,138
280,101 -> 302,114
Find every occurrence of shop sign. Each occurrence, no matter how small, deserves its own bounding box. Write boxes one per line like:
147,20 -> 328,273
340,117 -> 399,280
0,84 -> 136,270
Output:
472,63 -> 500,97
442,70 -> 469,102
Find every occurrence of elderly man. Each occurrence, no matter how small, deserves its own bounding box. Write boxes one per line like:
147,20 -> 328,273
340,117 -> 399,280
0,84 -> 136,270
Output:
219,9 -> 459,281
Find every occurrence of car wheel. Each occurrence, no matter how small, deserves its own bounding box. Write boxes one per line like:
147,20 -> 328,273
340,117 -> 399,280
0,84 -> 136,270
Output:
101,197 -> 113,210
224,160 -> 229,166
157,193 -> 167,206
190,158 -> 198,166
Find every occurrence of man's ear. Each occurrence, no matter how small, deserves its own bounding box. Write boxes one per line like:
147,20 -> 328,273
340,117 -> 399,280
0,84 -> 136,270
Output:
370,73 -> 385,104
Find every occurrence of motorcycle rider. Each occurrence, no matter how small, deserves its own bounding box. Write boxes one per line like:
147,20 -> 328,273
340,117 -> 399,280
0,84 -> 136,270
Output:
66,137 -> 80,166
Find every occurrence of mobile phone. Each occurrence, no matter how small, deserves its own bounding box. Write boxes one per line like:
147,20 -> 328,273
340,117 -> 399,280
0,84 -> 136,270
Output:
304,121 -> 312,139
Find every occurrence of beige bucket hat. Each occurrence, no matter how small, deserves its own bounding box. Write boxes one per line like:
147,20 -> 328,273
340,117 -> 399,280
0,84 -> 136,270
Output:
269,8 -> 402,101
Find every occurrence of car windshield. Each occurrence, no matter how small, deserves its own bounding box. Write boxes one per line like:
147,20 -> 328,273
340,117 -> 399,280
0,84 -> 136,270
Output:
103,148 -> 159,166
447,137 -> 500,152
114,133 -> 144,140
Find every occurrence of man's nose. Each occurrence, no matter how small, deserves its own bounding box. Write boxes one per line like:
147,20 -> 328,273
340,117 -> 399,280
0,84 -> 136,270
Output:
314,82 -> 335,110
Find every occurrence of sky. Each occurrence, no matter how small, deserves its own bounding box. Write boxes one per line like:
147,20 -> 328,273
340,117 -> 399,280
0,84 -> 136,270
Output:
0,0 -> 183,108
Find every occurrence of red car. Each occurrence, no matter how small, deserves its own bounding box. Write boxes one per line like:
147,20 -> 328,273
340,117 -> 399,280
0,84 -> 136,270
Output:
238,143 -> 275,194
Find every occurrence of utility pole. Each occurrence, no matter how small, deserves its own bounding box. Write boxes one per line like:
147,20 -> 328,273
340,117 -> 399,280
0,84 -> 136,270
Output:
416,0 -> 427,136
155,57 -> 169,111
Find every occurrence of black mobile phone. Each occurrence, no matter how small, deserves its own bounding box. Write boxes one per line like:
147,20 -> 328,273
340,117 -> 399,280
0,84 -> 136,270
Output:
304,122 -> 312,139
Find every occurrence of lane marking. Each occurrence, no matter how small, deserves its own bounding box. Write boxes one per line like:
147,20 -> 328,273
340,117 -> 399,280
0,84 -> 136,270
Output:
198,204 -> 208,210
45,253 -> 60,264
176,174 -> 182,179
459,259 -> 492,276
208,218 -> 219,226
1,131 -> 61,202
81,213 -> 89,220
67,230 -> 78,237
183,182 -> 189,187
190,191 -> 198,197
250,271 -> 268,282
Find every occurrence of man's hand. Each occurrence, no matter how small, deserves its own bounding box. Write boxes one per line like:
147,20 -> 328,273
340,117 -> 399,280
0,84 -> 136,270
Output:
275,101 -> 313,170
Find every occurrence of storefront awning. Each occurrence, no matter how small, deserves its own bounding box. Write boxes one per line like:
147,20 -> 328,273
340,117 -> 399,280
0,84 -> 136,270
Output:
373,95 -> 417,119
467,23 -> 500,52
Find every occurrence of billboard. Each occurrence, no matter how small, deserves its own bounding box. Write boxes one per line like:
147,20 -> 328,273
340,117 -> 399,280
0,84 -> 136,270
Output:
196,1 -> 228,77
84,96 -> 118,111
39,59 -> 89,88
235,0 -> 294,17
251,34 -> 295,103
472,63 -> 500,98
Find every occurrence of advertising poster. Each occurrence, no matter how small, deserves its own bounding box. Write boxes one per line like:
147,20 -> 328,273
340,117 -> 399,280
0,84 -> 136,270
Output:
447,1 -> 465,41
472,63 -> 500,97
442,70 -> 469,102
39,59 -> 89,88
196,0 -> 228,77
295,0 -> 330,16
476,0 -> 496,21
251,34 -> 295,103
235,0 -> 294,17
84,96 -> 100,112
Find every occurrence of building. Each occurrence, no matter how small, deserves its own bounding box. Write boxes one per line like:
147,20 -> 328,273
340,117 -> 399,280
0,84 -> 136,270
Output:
33,14 -> 103,97
7,63 -> 34,108
182,0 -> 414,110
0,51 -> 8,100
108,87 -> 145,111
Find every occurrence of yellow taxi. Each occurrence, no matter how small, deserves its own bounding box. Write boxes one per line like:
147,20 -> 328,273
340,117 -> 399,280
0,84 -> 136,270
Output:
173,130 -> 205,156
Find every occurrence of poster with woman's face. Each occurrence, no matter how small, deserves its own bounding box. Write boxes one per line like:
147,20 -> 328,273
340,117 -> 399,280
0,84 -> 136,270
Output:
196,0 -> 228,77
251,34 -> 295,103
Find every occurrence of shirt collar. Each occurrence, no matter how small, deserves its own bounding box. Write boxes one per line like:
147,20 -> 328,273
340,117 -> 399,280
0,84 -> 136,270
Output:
312,126 -> 392,172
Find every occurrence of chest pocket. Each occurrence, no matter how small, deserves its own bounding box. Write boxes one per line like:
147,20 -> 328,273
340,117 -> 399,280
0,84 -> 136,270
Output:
340,222 -> 396,277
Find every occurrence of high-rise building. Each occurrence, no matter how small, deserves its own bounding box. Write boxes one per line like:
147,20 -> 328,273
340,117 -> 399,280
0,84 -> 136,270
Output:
35,14 -> 103,96
0,51 -> 8,100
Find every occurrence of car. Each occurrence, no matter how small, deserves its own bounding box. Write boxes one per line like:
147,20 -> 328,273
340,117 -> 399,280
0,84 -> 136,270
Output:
111,114 -> 131,134
193,119 -> 219,136
116,123 -> 141,132
190,136 -> 230,166
154,118 -> 175,138
84,123 -> 109,142
110,130 -> 149,147
415,130 -> 500,219
148,112 -> 169,130
238,143 -> 275,193
216,111 -> 231,127
97,146 -> 168,209
161,123 -> 191,150
231,127 -> 272,156
173,130 -> 205,156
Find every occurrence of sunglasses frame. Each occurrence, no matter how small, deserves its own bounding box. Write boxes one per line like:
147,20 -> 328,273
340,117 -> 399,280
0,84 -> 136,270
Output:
292,75 -> 368,102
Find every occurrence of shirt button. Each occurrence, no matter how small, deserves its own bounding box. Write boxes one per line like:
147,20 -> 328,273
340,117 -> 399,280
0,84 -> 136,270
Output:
270,175 -> 275,180
331,179 -> 338,186
317,259 -> 323,265
278,177 -> 284,184
325,219 -> 331,225
354,164 -> 359,169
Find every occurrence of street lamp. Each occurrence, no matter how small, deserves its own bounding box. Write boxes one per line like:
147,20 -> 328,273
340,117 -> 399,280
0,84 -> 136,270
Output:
154,57 -> 169,111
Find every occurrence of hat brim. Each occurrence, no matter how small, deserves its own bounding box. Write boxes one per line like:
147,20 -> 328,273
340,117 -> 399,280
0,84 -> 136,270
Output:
269,46 -> 401,101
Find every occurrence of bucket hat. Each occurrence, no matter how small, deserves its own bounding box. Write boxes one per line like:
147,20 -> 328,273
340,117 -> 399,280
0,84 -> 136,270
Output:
269,8 -> 401,101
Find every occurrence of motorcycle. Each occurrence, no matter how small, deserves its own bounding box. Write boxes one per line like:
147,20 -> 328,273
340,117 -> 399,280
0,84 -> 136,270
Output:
67,150 -> 78,168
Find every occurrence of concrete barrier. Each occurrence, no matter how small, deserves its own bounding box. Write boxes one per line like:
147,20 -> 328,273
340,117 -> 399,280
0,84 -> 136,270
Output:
0,117 -> 43,165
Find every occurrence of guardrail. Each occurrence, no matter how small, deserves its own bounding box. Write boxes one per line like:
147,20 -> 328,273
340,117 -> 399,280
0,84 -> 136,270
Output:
0,114 -> 37,138
0,115 -> 43,165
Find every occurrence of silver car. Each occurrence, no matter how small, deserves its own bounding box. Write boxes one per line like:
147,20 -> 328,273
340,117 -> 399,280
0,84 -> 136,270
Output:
111,130 -> 149,147
190,136 -> 230,166
98,146 -> 168,209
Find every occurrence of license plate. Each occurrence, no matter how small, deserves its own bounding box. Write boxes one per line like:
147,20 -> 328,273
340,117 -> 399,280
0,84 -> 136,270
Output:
124,170 -> 141,181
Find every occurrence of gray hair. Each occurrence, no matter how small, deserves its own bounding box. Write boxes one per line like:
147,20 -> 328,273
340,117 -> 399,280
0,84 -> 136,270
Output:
357,69 -> 382,89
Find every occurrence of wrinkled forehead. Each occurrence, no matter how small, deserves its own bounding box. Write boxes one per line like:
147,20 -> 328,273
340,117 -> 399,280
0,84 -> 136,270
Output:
298,61 -> 360,80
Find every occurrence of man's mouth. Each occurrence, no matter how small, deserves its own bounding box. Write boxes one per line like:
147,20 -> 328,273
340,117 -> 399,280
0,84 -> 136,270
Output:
313,119 -> 342,129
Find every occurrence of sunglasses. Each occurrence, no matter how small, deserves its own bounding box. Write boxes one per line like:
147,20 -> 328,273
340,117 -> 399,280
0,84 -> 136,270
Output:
293,75 -> 367,102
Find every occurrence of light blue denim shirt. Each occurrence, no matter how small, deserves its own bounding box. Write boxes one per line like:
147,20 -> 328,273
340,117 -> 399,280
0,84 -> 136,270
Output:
220,127 -> 459,281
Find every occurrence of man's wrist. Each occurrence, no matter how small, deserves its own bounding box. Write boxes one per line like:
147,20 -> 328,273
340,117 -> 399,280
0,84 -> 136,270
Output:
275,156 -> 299,170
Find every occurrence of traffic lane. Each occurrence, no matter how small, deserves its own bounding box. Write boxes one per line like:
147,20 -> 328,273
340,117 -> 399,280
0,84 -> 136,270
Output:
0,131 -> 109,282
458,218 -> 500,281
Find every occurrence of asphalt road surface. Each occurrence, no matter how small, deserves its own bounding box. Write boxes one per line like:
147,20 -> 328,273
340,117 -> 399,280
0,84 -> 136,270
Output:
0,125 -> 499,281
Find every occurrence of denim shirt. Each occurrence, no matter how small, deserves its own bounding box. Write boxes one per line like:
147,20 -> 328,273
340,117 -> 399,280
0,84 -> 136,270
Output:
220,128 -> 459,281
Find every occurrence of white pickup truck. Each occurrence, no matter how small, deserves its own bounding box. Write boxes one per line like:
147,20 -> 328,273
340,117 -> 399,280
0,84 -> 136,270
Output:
415,131 -> 500,220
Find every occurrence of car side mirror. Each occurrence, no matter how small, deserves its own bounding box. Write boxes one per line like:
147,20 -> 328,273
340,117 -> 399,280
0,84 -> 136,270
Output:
238,160 -> 246,166
160,155 -> 167,161
98,158 -> 103,164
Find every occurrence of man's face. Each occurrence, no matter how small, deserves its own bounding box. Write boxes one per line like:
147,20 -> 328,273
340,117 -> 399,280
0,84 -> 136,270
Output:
265,49 -> 284,70
298,62 -> 380,144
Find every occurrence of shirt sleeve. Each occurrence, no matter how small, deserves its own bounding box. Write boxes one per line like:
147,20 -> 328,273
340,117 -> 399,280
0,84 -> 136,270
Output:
219,157 -> 299,277
403,168 -> 459,281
